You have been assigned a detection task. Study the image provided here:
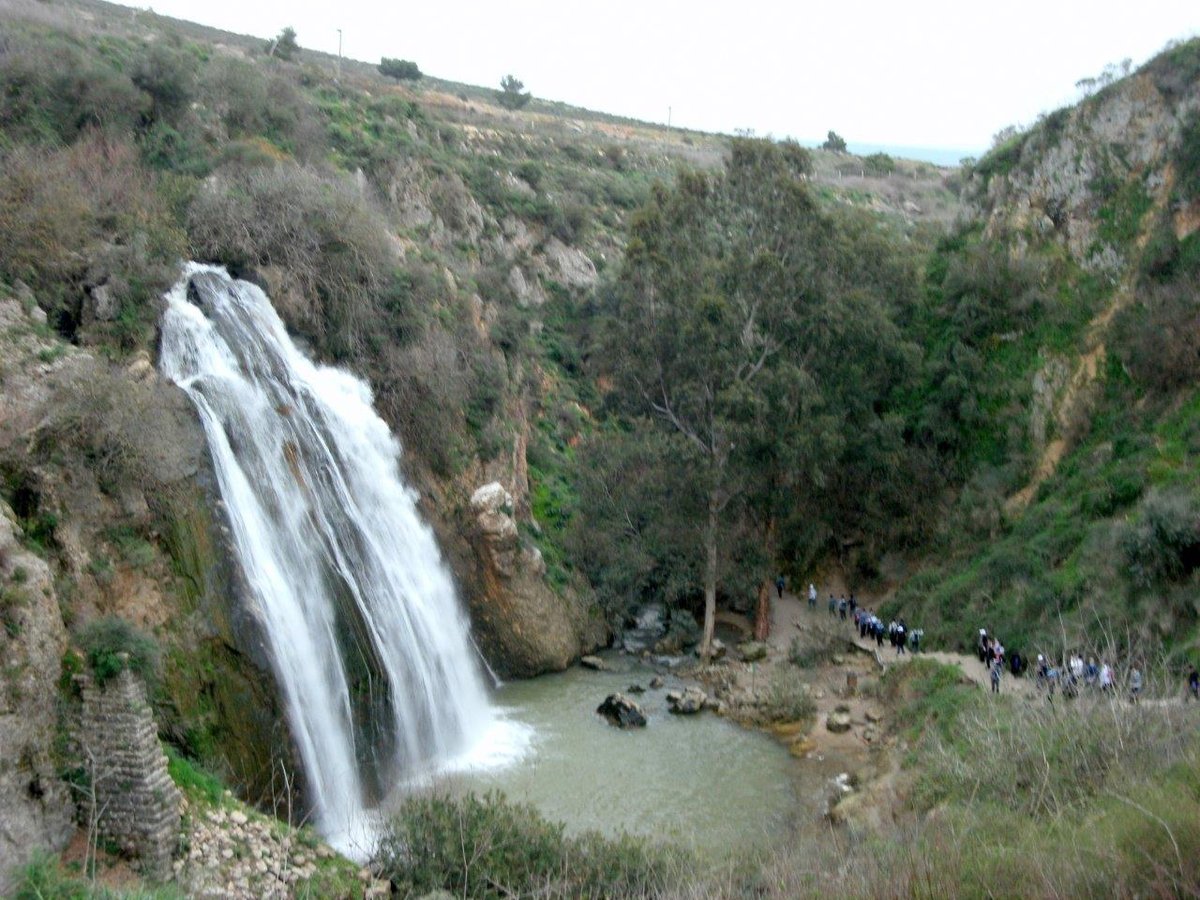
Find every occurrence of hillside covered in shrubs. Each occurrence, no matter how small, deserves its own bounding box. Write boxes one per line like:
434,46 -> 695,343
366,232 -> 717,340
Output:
1,0 -> 1199,892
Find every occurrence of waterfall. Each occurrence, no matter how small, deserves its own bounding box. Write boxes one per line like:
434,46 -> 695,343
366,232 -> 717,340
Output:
160,264 -> 526,856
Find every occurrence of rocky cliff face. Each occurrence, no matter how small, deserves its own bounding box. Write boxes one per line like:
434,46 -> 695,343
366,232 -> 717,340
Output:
459,482 -> 604,677
971,57 -> 1200,268
0,500 -> 74,893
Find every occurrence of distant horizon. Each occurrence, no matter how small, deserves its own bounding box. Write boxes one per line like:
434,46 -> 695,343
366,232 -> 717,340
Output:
118,0 -> 1196,153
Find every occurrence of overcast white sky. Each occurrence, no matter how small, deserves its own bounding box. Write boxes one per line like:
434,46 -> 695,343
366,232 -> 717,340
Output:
131,0 -> 1196,156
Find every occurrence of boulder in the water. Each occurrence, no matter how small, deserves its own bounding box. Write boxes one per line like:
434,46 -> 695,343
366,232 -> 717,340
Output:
580,655 -> 608,671
666,686 -> 707,715
649,675 -> 665,689
738,641 -> 769,662
597,693 -> 647,728
627,683 -> 645,694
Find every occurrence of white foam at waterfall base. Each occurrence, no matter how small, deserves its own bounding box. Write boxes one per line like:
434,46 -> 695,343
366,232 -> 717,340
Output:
159,263 -> 532,861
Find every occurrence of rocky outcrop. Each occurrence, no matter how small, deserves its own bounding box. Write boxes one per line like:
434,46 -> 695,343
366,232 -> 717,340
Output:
596,693 -> 646,728
972,64 -> 1200,269
666,686 -> 707,715
461,482 -> 604,677
0,502 -> 74,895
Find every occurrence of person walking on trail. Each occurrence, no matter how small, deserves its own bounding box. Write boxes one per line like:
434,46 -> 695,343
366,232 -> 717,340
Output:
775,575 -> 785,600
990,658 -> 1002,693
895,621 -> 907,655
828,594 -> 837,616
1129,666 -> 1143,702
1188,666 -> 1199,701
838,597 -> 848,620
1099,662 -> 1114,692
808,583 -> 817,609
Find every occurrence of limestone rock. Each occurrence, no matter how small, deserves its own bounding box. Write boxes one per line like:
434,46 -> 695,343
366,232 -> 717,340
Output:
649,675 -> 665,689
0,504 -> 74,894
543,238 -> 598,288
463,482 -> 605,677
826,711 -> 853,734
597,693 -> 647,728
580,655 -> 607,671
666,686 -> 707,715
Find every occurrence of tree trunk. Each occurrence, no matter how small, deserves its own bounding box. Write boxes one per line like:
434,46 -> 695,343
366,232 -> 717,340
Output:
754,579 -> 771,641
754,516 -> 777,642
700,490 -> 719,660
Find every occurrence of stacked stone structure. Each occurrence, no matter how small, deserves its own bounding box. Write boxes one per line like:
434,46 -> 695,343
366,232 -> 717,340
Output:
77,660 -> 181,879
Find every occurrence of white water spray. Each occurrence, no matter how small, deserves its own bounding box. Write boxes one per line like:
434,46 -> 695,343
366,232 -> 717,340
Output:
160,264 -> 527,856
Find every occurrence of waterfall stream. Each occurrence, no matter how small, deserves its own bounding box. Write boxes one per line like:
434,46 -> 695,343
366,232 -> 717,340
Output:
160,264 -> 527,856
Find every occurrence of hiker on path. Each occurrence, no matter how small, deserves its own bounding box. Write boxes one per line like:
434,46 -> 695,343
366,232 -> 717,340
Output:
838,597 -> 848,620
775,575 -> 785,600
1129,666 -> 1143,702
991,658 -> 1002,693
808,583 -> 817,609
1099,662 -> 1114,692
828,595 -> 837,616
1188,667 -> 1199,701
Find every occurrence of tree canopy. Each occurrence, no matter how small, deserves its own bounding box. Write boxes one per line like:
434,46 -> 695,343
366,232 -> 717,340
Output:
591,138 -> 928,654
497,74 -> 531,110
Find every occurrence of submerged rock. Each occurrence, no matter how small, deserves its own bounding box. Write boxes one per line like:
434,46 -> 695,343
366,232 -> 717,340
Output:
627,684 -> 645,694
580,655 -> 608,671
596,693 -> 647,728
666,686 -> 708,715
649,675 -> 665,689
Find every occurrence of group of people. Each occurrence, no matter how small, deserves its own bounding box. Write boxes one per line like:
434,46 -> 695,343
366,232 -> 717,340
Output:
793,580 -> 1200,702
807,583 -> 923,655
979,627 -> 1200,701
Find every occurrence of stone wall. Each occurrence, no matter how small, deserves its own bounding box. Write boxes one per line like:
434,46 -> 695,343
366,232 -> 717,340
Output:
76,664 -> 181,879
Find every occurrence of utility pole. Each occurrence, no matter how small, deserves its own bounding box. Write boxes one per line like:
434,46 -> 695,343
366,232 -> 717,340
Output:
336,28 -> 342,81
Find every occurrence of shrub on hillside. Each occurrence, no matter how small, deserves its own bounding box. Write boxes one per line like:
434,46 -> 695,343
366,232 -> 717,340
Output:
77,616 -> 161,686
0,30 -> 149,144
379,58 -> 421,81
186,162 -> 397,359
1120,487 -> 1200,588
1115,280 -> 1200,393
0,135 -> 185,345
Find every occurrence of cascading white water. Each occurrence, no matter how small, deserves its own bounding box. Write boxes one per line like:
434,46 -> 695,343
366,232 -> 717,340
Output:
160,264 -> 526,856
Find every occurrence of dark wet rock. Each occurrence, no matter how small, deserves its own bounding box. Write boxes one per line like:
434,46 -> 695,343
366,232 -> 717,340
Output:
596,693 -> 647,728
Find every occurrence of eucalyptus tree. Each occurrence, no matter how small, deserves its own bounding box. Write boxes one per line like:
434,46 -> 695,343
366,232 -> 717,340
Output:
600,139 -> 922,656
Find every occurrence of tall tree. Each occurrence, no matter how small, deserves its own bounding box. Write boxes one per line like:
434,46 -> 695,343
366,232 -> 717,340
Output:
599,139 -> 923,656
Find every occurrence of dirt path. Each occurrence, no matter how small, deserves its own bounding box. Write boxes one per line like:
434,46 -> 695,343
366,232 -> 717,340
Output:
768,589 -> 1035,698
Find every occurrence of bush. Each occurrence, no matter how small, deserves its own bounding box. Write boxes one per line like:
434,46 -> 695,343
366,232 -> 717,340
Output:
759,666 -> 817,723
379,58 -> 421,81
1115,280 -> 1200,393
186,162 -> 396,359
76,616 -> 161,686
375,790 -> 686,898
0,135 -> 185,345
0,30 -> 149,145
1120,487 -> 1200,587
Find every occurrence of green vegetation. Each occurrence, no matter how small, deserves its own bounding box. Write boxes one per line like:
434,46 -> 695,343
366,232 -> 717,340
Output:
77,616 -> 161,686
375,790 -> 689,898
820,130 -> 847,152
379,57 -> 422,81
497,74 -> 532,110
